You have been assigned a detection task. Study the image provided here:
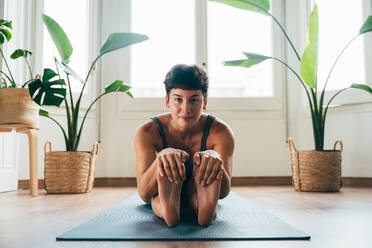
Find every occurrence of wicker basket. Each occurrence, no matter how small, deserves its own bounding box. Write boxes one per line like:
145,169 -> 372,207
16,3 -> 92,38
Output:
288,137 -> 343,192
0,88 -> 39,129
44,141 -> 99,193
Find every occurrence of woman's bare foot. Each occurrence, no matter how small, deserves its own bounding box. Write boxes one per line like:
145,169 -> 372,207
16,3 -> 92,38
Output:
193,169 -> 222,226
157,172 -> 183,227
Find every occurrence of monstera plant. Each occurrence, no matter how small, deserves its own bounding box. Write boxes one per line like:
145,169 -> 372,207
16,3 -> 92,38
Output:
0,19 -> 41,129
0,19 -> 37,88
29,14 -> 149,151
210,0 -> 372,151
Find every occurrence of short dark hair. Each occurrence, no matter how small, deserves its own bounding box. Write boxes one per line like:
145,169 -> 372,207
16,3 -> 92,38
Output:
163,64 -> 208,100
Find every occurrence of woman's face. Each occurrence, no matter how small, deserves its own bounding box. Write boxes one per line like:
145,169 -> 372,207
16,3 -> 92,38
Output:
166,88 -> 207,129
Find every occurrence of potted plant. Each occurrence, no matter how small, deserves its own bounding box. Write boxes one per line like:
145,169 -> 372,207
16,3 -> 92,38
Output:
30,14 -> 148,193
0,19 -> 40,129
209,0 -> 372,191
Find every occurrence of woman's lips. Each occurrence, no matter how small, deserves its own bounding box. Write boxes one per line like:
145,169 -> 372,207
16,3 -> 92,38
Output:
180,116 -> 192,121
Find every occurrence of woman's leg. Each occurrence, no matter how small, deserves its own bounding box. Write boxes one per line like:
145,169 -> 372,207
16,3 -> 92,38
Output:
151,169 -> 183,227
186,173 -> 221,226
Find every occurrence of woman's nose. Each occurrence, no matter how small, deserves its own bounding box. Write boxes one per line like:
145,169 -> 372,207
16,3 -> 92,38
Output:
181,101 -> 192,112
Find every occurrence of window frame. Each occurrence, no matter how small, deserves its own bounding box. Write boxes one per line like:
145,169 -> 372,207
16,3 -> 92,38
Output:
117,0 -> 287,117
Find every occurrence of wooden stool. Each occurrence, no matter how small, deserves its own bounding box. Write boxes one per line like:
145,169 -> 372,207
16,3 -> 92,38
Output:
0,124 -> 39,196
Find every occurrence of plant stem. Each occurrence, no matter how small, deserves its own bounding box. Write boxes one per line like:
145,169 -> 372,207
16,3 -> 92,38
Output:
0,48 -> 16,87
73,91 -> 107,151
268,12 -> 301,61
0,70 -> 13,85
85,55 -> 101,84
24,57 -> 33,80
45,115 -> 68,150
271,57 -> 312,103
271,57 -> 322,150
66,74 -> 74,110
71,54 -> 104,150
54,58 -> 74,150
323,88 -> 348,125
322,34 -> 359,93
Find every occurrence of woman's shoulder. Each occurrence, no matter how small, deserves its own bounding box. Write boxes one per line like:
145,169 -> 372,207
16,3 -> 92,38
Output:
208,115 -> 234,140
135,113 -> 170,137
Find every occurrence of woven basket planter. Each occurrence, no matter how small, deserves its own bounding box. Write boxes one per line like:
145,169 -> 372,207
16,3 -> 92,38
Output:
44,141 -> 99,193
0,88 -> 39,129
288,137 -> 343,192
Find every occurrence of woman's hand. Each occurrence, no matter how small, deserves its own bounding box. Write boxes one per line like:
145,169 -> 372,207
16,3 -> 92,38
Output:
193,150 -> 223,186
156,148 -> 189,184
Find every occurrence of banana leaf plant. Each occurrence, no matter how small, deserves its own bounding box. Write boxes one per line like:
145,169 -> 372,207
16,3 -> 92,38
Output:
29,14 -> 149,151
0,19 -> 38,88
209,0 -> 372,151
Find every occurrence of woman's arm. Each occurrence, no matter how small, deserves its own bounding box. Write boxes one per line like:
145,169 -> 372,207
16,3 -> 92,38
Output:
193,121 -> 235,199
214,123 -> 234,199
135,125 -> 159,202
134,123 -> 189,202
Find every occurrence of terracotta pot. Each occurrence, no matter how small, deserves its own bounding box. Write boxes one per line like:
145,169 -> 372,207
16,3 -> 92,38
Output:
0,88 -> 39,129
288,138 -> 343,192
44,141 -> 99,193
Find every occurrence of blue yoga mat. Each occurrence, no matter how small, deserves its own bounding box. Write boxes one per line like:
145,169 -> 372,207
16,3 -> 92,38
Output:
57,192 -> 310,241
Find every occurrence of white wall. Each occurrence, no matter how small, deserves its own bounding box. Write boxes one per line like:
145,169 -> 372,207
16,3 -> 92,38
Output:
18,111 -> 98,179
17,0 -> 372,180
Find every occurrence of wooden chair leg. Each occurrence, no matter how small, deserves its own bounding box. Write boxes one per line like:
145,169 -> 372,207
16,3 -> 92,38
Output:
27,129 -> 38,196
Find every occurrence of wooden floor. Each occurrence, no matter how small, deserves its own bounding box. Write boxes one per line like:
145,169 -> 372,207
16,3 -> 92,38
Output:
1,186 -> 371,248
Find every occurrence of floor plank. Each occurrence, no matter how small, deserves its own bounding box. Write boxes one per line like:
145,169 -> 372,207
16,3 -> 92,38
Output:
1,186 -> 371,248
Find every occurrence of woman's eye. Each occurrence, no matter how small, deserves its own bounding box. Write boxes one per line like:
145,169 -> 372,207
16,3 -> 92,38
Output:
175,98 -> 182,102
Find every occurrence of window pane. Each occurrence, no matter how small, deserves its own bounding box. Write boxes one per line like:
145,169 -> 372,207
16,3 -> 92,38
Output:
130,0 -> 195,97
43,0 -> 88,93
207,1 -> 273,97
317,0 -> 365,90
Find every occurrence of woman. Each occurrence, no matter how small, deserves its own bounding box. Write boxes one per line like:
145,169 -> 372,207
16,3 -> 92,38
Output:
135,64 -> 234,227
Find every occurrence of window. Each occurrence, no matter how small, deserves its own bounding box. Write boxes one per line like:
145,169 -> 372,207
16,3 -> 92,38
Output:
207,1 -> 273,97
130,0 -> 195,97
130,0 -> 280,101
317,0 -> 365,91
315,0 -> 372,105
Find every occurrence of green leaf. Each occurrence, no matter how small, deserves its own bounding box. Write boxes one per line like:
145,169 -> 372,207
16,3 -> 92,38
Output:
42,14 -> 73,62
39,109 -> 50,117
126,91 -> 134,98
0,29 -> 11,41
104,80 -> 132,93
360,16 -> 372,34
208,0 -> 270,15
10,49 -> 32,59
42,68 -> 58,82
0,34 -> 4,46
224,52 -> 270,68
0,20 -> 12,29
350,83 -> 372,94
57,60 -> 83,82
119,84 -> 131,92
300,5 -> 319,89
99,33 -> 149,56
28,68 -> 66,107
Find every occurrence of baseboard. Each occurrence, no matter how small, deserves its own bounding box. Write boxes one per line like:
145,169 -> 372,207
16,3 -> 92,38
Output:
231,176 -> 292,186
18,176 -> 372,189
18,179 -> 45,190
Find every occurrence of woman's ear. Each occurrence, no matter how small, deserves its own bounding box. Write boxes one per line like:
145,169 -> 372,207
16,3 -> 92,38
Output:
203,97 -> 207,110
165,95 -> 169,108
